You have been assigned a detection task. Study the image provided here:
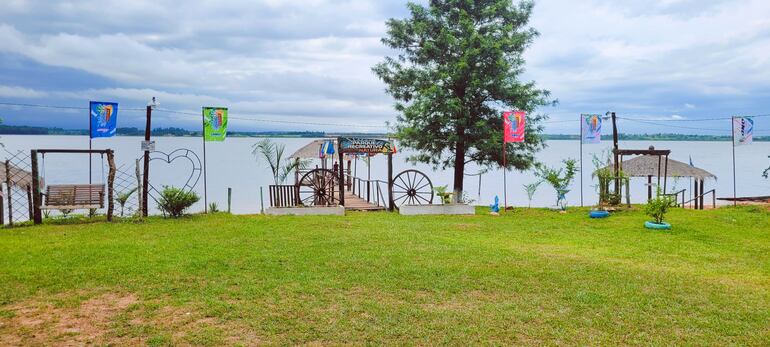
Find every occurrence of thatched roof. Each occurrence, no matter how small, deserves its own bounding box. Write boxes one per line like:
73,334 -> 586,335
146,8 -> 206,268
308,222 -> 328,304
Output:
600,155 -> 716,180
0,164 -> 43,188
290,139 -> 336,159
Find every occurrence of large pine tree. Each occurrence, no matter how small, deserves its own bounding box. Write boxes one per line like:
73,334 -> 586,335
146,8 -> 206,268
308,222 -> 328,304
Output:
374,0 -> 554,202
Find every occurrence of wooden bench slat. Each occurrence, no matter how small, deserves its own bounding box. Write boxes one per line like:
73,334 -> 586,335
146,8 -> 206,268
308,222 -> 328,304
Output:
43,184 -> 105,210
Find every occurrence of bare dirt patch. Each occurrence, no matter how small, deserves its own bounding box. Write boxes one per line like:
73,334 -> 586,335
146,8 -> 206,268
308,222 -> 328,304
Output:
0,292 -> 262,346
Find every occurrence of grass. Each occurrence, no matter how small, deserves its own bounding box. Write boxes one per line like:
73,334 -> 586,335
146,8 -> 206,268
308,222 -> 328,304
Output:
0,206 -> 769,345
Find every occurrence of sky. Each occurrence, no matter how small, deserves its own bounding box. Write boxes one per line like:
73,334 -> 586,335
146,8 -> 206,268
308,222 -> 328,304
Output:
0,0 -> 768,135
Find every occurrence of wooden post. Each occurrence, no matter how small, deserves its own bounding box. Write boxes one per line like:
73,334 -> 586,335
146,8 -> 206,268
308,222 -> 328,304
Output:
260,186 -> 265,214
142,104 -> 152,217
106,150 -> 115,221
31,150 -> 42,225
611,112 -> 620,195
0,182 -> 4,225
693,179 -> 700,210
699,179 -> 705,210
338,145 -> 345,207
5,160 -> 13,225
647,175 -> 653,202
227,187 -> 232,213
26,185 -> 33,221
387,152 -> 394,211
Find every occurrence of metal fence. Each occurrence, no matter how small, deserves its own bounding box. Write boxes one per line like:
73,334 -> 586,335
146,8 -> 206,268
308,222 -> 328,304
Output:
2,150 -> 34,225
112,160 -> 142,218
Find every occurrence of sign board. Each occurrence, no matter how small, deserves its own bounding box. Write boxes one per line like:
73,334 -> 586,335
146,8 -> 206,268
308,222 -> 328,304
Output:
141,140 -> 156,151
338,137 -> 394,155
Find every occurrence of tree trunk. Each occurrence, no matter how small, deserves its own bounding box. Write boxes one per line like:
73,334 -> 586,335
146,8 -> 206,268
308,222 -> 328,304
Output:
453,138 -> 466,204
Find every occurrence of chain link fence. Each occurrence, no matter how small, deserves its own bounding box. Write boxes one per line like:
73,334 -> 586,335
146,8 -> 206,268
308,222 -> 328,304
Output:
1,150 -> 34,226
112,160 -> 142,218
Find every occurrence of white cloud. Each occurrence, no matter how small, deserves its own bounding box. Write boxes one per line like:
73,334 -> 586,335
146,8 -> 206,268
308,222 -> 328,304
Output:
0,85 -> 47,98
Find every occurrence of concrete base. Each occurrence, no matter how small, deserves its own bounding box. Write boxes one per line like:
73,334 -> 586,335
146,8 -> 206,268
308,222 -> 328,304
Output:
399,204 -> 476,216
265,206 -> 345,216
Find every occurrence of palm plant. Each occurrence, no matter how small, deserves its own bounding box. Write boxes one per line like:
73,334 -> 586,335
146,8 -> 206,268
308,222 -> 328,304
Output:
522,181 -> 542,208
116,187 -> 138,217
252,139 -> 308,185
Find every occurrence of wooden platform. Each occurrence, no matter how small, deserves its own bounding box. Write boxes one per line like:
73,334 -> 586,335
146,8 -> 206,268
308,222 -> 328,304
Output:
342,193 -> 385,211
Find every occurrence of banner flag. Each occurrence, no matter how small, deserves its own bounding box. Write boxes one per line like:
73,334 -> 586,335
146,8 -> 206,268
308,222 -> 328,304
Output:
581,114 -> 602,144
89,101 -> 118,138
733,116 -> 754,146
319,140 -> 335,158
503,111 -> 526,143
203,107 -> 228,142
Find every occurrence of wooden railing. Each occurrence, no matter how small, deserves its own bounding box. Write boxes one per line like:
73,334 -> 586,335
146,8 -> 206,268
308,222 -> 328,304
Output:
683,189 -> 716,210
350,177 -> 387,208
268,185 -> 299,208
663,189 -> 687,207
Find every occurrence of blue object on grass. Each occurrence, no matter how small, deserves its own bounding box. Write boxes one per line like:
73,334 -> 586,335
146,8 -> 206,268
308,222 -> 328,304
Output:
490,196 -> 500,213
589,210 -> 610,219
644,221 -> 672,230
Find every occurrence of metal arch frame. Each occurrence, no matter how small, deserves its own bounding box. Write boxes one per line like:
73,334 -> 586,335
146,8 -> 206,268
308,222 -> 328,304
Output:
141,148 -> 203,203
391,169 -> 434,206
297,168 -> 340,207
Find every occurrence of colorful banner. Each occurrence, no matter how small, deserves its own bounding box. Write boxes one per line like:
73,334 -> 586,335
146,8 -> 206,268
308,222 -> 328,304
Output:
319,140 -> 335,158
581,114 -> 602,144
203,107 -> 228,142
503,111 -> 526,143
89,101 -> 118,138
338,137 -> 394,155
733,116 -> 754,146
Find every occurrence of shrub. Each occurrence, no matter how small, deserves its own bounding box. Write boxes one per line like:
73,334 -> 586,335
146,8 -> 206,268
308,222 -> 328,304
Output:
208,202 -> 219,213
158,186 -> 200,218
433,185 -> 453,205
536,159 -> 578,209
644,190 -> 675,224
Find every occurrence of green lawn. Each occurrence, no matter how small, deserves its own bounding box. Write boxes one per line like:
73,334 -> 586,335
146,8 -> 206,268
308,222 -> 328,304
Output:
1,207 -> 769,345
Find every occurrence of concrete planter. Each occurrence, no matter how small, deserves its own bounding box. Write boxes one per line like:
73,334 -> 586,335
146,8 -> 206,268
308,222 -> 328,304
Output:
399,204 -> 476,216
265,206 -> 345,216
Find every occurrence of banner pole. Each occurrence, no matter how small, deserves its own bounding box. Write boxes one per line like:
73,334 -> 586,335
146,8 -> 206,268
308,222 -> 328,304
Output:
731,117 -> 737,206
579,115 -> 583,207
89,102 -> 92,185
503,141 -> 507,211
202,108 -> 208,213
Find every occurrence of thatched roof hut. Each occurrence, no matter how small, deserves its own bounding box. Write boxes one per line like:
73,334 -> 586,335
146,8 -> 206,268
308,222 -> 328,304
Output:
0,164 -> 43,188
290,139 -> 336,159
600,156 -> 716,180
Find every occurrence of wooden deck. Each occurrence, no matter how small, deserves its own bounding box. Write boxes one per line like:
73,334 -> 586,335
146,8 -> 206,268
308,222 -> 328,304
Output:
341,192 -> 385,211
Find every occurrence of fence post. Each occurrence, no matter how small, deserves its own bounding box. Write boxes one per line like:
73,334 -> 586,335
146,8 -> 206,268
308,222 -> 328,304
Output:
135,159 -> 142,216
227,187 -> 232,213
0,183 -> 4,225
30,151 -> 42,225
27,185 -> 33,221
259,186 -> 265,214
6,160 -> 13,226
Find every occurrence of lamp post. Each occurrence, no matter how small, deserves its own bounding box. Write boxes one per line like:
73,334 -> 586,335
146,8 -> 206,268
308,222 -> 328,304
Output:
142,97 -> 158,217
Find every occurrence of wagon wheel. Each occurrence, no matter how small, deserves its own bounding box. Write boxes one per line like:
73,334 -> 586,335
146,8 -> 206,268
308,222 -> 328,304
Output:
392,169 -> 434,206
298,169 -> 339,206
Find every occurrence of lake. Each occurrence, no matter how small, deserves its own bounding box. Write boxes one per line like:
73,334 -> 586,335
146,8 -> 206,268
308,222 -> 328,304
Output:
2,135 -> 769,215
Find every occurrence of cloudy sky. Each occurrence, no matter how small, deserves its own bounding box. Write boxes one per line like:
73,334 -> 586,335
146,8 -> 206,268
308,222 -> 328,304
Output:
0,0 -> 768,135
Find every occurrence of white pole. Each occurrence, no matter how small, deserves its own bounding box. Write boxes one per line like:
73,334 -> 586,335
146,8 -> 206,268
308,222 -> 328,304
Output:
731,117 -> 737,206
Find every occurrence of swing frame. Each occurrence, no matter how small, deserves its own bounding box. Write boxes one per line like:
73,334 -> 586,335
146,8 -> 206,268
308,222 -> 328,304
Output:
30,149 -> 116,224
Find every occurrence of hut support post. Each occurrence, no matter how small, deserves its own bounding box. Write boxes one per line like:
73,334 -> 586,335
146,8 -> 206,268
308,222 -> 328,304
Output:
694,179 -> 700,210
647,175 -> 653,202
699,179 -> 705,210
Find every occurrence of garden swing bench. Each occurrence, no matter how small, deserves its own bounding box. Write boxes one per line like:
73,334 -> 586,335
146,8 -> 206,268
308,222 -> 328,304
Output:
30,149 -> 116,224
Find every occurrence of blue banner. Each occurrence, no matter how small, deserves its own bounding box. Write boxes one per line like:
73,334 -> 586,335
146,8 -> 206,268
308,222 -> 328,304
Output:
90,101 -> 118,138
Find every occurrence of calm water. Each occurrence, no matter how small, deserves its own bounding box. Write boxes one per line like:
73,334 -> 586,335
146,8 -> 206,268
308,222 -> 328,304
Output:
2,135 -> 769,214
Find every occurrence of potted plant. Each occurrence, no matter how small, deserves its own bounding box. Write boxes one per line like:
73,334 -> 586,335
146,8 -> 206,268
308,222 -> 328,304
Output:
644,189 -> 674,230
535,159 -> 577,212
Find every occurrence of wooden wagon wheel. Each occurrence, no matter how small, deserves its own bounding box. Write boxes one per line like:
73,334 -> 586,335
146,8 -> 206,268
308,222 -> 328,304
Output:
297,169 -> 339,206
392,169 -> 434,206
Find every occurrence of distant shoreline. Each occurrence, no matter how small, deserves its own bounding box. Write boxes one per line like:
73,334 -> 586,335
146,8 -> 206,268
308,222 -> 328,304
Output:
0,124 -> 766,142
